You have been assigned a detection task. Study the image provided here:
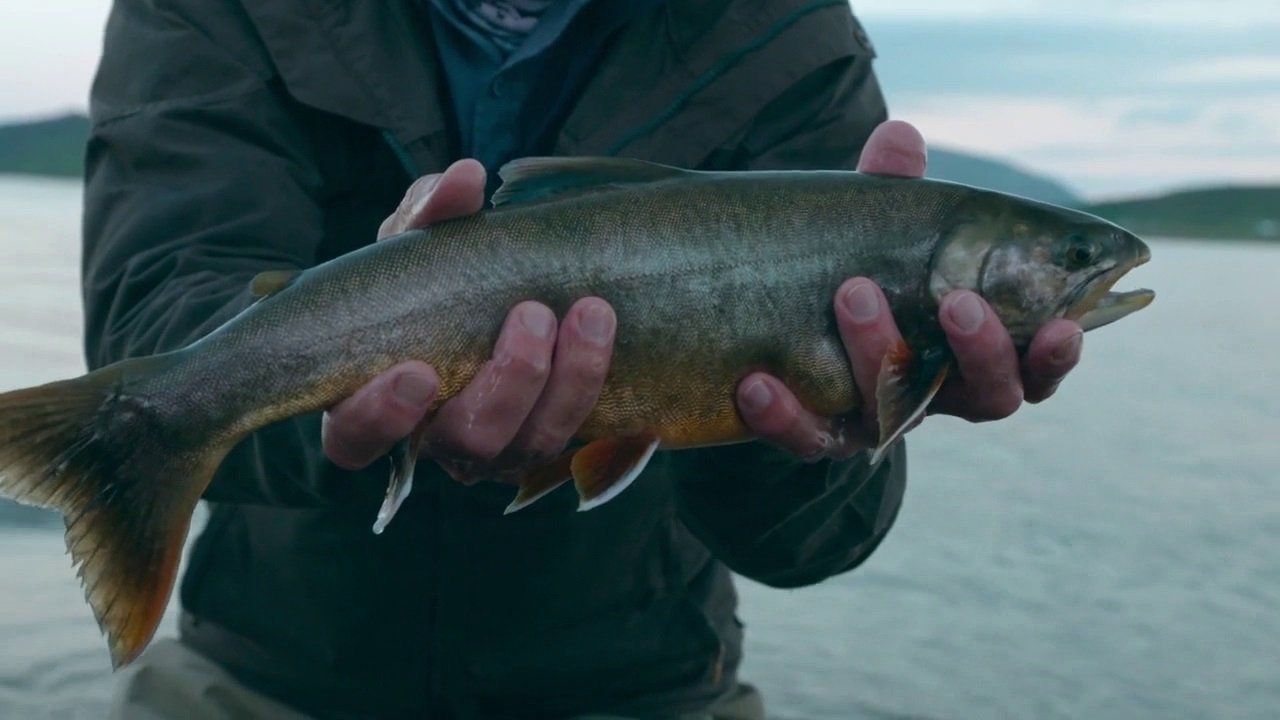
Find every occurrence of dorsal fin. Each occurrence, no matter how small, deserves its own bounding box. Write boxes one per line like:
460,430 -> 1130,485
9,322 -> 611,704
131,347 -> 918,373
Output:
249,270 -> 300,298
492,156 -> 691,207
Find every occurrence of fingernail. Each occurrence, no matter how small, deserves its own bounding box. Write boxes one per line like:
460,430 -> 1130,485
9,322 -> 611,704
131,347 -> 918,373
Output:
579,302 -> 614,345
842,281 -> 880,323
392,372 -> 435,407
740,379 -> 773,414
519,304 -> 555,340
947,292 -> 986,334
1052,331 -> 1083,365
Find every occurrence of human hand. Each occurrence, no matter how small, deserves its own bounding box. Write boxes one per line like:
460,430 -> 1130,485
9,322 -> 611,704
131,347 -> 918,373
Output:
322,160 -> 617,484
736,120 -> 1084,459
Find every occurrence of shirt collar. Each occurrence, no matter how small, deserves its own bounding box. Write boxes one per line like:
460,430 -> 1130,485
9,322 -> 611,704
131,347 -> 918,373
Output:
428,0 -> 599,68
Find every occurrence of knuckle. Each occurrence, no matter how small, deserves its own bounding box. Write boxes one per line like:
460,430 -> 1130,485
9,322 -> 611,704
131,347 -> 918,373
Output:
338,400 -> 382,438
322,420 -> 368,469
358,393 -> 410,435
324,443 -> 359,470
499,347 -> 552,379
796,431 -> 835,461
449,435 -> 504,464
386,206 -> 412,234
562,351 -> 610,388
376,216 -> 396,239
518,426 -> 568,460
1025,388 -> 1054,405
320,431 -> 349,467
980,380 -> 1023,420
1025,379 -> 1061,404
520,353 -> 553,379
434,457 -> 484,485
757,399 -> 801,438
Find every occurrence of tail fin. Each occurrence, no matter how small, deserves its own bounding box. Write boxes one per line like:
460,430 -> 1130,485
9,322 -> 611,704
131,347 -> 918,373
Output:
0,355 -> 232,668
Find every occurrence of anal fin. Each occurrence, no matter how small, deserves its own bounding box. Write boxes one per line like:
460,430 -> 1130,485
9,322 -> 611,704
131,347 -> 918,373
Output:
572,434 -> 660,512
504,452 -> 575,515
871,343 -> 951,465
372,428 -> 427,535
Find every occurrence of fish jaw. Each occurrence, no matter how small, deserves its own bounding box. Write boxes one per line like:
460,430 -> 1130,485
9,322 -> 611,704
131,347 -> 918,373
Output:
1077,288 -> 1155,331
1065,235 -> 1154,331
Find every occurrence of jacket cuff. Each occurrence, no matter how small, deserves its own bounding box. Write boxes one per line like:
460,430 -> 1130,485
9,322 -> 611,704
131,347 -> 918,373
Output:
674,440 -> 906,588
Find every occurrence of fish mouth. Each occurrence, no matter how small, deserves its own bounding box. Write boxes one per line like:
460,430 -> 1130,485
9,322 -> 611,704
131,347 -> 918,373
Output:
1064,242 -> 1155,332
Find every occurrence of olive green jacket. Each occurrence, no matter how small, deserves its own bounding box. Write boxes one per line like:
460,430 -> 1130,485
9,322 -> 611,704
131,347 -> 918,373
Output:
81,0 -> 903,717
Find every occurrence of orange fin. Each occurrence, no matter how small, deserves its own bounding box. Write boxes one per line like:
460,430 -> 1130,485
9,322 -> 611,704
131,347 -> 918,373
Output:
503,452 -> 575,515
871,342 -> 951,465
249,269 -> 299,298
0,354 -> 233,668
571,435 -> 660,512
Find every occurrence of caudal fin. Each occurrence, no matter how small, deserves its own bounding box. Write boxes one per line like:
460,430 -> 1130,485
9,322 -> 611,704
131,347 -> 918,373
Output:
0,355 -> 232,667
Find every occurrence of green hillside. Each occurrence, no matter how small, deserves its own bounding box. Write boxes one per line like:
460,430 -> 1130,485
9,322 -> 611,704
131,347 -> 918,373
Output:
1,114 -> 1274,241
0,499 -> 59,528
929,147 -> 1081,206
1086,187 -> 1280,241
0,113 -> 90,177
0,114 -> 1083,205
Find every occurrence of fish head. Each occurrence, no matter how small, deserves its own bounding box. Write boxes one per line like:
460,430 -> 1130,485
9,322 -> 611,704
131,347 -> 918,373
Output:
930,194 -> 1154,345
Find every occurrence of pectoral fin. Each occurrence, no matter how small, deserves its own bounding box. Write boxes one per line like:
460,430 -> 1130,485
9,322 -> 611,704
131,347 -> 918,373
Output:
572,435 -> 660,511
504,452 -> 575,515
372,429 -> 427,535
871,343 -> 951,465
249,270 -> 299,298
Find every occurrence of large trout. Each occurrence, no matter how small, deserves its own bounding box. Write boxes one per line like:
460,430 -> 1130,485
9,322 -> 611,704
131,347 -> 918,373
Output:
0,157 -> 1153,667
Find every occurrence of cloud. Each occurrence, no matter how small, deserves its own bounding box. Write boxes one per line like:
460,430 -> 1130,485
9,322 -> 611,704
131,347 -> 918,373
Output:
897,94 -> 1280,198
865,17 -> 1279,100
0,1 -> 109,121
853,8 -> 1280,196
853,0 -> 1280,29
1168,56 -> 1280,83
1,1 -> 1276,199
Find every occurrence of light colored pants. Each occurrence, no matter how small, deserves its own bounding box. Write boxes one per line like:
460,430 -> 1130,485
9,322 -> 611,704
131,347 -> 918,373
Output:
111,639 -> 766,720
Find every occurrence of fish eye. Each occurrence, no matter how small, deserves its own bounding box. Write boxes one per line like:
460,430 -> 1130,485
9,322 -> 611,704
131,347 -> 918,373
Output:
1062,235 -> 1097,269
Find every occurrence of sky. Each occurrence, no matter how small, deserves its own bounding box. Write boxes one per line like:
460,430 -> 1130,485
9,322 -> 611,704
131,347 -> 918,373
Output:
0,1 -> 1277,199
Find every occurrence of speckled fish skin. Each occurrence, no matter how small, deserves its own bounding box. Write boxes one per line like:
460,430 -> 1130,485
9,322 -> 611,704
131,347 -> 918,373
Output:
0,160 -> 1154,669
163,169 -> 1147,450
168,172 -> 968,451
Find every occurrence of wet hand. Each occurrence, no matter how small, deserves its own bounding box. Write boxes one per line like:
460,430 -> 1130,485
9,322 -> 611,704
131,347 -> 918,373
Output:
737,120 -> 1084,459
323,160 -> 617,483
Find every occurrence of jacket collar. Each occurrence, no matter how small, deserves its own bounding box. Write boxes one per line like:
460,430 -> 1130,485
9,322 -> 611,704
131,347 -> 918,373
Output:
240,0 -> 452,173
240,0 -> 856,173
555,0 -> 854,167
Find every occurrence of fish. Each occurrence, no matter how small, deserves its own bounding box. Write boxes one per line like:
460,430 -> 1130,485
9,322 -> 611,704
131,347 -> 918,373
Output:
0,157 -> 1154,668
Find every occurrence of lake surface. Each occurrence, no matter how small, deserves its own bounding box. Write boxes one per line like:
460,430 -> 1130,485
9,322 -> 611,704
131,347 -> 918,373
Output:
0,175 -> 1276,719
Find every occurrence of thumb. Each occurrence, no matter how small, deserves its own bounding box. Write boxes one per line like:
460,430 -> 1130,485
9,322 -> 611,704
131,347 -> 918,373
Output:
856,120 -> 927,179
377,158 -> 487,240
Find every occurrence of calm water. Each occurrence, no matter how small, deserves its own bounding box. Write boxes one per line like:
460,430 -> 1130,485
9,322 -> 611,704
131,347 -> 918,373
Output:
0,175 -> 1276,719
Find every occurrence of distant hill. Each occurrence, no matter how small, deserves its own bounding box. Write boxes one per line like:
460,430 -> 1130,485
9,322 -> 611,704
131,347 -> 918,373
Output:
0,500 -> 60,529
1085,186 -> 1280,241
2,113 -> 1081,203
2,114 -> 1274,241
929,147 -> 1081,206
0,113 -> 90,178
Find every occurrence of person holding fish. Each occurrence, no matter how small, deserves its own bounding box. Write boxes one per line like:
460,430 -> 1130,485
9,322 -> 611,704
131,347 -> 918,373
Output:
0,1 -> 1135,718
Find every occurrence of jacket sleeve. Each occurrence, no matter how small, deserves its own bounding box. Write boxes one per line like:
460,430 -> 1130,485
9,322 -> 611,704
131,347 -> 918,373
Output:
81,0 -> 378,505
675,39 -> 908,588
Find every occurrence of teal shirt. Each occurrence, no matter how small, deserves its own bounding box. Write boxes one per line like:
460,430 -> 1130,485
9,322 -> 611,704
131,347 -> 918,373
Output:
426,0 -> 664,189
